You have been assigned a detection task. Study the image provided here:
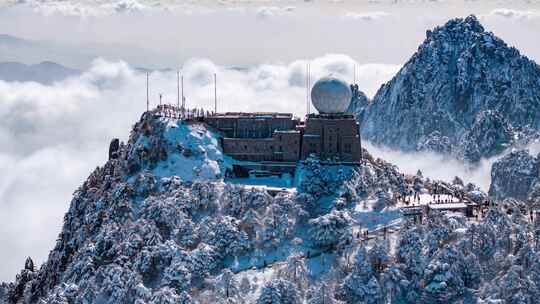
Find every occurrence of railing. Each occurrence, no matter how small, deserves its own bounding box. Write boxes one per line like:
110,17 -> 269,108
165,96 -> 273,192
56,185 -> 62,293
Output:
154,104 -> 214,120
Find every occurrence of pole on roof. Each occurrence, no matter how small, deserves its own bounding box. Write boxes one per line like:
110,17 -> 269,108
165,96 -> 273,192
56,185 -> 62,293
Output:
181,75 -> 185,109
214,73 -> 217,114
177,70 -> 180,108
159,93 -> 162,106
308,63 -> 311,114
353,64 -> 356,85
146,71 -> 149,111
306,62 -> 310,116
308,62 -> 311,115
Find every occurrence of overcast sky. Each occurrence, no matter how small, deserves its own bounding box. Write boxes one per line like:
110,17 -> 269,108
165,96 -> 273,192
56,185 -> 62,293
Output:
1,0 -> 540,282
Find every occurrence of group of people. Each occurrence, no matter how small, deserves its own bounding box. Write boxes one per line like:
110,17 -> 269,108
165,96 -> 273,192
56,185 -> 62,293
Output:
155,104 -> 213,120
399,185 -> 465,207
399,189 -> 424,206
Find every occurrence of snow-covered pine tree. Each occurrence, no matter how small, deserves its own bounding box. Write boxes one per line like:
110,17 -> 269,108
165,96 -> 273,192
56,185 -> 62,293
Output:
256,279 -> 300,304
309,209 -> 353,249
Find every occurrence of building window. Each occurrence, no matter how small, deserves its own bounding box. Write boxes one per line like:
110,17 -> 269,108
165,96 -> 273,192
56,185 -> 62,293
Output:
244,145 -> 248,150
344,143 -> 352,153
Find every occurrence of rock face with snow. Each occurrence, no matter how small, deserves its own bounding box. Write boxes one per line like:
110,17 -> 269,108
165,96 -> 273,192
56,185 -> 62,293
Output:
359,15 -> 540,162
489,149 -> 540,201
346,84 -> 370,121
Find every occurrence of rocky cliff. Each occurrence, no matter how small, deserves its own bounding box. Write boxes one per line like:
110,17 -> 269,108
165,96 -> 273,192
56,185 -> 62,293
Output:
489,149 -> 540,205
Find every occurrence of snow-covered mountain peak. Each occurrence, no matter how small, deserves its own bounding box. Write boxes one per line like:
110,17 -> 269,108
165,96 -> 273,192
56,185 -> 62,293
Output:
123,112 -> 231,182
360,15 -> 540,162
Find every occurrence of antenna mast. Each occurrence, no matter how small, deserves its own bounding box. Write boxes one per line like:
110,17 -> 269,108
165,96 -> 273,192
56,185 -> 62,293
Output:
308,62 -> 311,115
146,71 -> 149,111
159,93 -> 162,106
177,70 -> 180,108
214,73 -> 217,114
306,62 -> 310,116
353,64 -> 356,85
181,75 -> 184,109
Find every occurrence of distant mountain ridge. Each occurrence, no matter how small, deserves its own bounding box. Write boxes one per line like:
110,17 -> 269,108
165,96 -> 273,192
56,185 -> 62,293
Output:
358,15 -> 540,162
0,61 -> 80,84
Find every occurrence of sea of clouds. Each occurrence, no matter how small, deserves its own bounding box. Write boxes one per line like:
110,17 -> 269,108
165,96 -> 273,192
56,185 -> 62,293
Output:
2,1 -> 540,68
1,0 -> 540,282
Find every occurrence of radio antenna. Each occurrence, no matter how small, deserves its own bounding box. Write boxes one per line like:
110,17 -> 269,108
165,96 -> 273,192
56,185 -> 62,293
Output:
306,62 -> 310,116
214,73 -> 217,114
353,64 -> 356,85
181,75 -> 184,109
308,62 -> 311,115
146,71 -> 149,111
177,70 -> 180,108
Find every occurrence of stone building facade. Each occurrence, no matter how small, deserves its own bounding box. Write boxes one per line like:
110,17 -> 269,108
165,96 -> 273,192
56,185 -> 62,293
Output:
205,112 -> 361,163
301,113 -> 361,162
205,112 -> 298,139
222,130 -> 301,162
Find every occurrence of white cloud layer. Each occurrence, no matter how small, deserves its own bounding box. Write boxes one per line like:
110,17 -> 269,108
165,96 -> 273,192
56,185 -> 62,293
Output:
0,55 -> 397,281
486,8 -> 540,20
365,141 -> 540,193
343,11 -> 390,21
3,1 -> 540,69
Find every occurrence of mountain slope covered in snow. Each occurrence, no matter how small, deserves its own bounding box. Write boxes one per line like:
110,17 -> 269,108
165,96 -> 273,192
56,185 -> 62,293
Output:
359,15 -> 540,163
1,111 -> 540,303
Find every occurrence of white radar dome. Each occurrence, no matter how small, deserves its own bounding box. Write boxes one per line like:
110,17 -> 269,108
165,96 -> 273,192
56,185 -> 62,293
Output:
311,76 -> 352,114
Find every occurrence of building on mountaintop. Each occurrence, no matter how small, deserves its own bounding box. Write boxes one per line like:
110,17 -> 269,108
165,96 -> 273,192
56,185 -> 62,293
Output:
205,76 -> 362,165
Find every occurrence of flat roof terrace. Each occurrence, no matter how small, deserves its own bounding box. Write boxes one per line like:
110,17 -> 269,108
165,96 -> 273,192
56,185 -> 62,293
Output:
211,112 -> 295,119
307,113 -> 355,119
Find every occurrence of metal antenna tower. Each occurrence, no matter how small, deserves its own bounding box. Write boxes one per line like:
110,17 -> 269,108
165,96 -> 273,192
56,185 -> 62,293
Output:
146,71 -> 149,111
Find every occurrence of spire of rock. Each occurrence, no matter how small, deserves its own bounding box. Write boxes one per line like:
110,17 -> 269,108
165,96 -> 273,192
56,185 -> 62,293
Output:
24,257 -> 34,272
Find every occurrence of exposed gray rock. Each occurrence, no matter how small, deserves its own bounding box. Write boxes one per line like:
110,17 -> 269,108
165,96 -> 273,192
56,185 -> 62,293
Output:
108,138 -> 120,160
359,15 -> 540,162
489,149 -> 539,201
461,110 -> 514,163
347,84 -> 370,121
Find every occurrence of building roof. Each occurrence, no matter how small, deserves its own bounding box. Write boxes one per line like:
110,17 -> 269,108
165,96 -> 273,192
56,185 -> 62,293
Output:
428,203 -> 468,210
274,130 -> 300,134
211,112 -> 293,119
